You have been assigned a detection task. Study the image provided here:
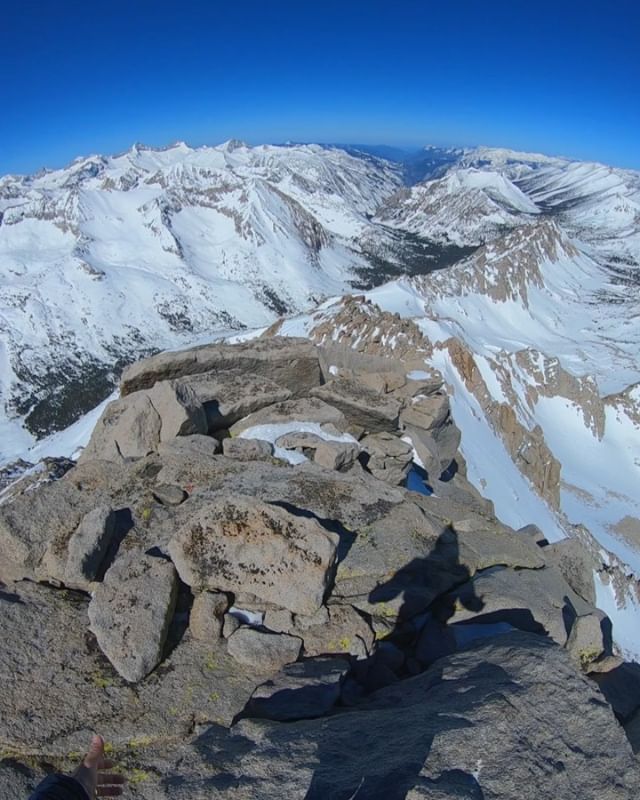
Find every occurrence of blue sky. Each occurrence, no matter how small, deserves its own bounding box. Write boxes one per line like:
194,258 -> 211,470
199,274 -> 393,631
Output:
1,0 -> 638,174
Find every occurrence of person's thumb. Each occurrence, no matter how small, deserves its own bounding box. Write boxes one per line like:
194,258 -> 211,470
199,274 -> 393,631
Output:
83,735 -> 104,768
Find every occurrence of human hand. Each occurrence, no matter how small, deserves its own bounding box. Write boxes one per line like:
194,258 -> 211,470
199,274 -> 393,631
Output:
73,735 -> 126,798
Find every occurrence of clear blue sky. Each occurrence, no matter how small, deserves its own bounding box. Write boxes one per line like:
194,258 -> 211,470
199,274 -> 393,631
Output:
1,0 -> 638,174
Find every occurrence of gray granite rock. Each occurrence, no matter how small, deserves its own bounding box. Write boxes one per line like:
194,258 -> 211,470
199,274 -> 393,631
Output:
146,379 -> 208,442
246,656 -> 349,720
227,627 -> 302,671
63,505 -> 117,588
442,564 -> 593,645
78,391 -> 162,463
88,551 -> 178,682
190,591 -> 229,641
543,537 -> 598,605
169,495 -> 339,615
311,378 -> 401,433
222,437 -> 274,460
153,484 -> 188,506
230,397 -> 348,436
120,337 -> 322,398
313,441 -> 360,471
299,604 -> 375,659
157,433 -> 219,459
178,369 -> 292,431
153,633 -> 640,800
0,477 -> 109,583
566,612 -> 607,669
400,393 -> 450,432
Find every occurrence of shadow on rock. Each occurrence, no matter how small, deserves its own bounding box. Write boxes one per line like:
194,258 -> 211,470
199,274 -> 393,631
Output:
301,528 -> 487,798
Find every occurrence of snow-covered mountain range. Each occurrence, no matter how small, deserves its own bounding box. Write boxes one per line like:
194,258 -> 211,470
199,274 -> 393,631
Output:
2,140 -> 640,655
0,140 -> 402,450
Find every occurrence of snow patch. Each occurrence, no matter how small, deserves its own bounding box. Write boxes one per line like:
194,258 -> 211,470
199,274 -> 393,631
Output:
594,571 -> 640,663
237,422 -> 358,466
228,607 -> 264,627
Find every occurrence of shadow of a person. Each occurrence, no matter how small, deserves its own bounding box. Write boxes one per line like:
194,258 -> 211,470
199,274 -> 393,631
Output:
303,526 -> 487,799
368,525 -> 485,666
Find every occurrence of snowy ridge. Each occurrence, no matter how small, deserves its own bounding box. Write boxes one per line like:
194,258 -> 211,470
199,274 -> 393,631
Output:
404,216 -> 640,577
375,168 -> 541,246
0,141 -> 402,454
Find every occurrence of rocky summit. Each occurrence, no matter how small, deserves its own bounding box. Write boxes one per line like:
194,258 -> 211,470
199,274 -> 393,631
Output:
1,336 -> 639,799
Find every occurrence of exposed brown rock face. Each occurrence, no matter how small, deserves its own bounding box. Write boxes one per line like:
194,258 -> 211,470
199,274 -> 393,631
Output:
605,381 -> 640,427
443,336 -> 562,508
306,294 -> 435,361
413,220 -> 579,305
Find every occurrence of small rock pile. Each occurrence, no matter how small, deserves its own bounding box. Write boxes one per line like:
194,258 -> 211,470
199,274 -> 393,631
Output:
0,337 -> 638,798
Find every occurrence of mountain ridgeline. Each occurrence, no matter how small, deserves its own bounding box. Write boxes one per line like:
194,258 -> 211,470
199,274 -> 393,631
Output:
1,141 -> 638,446
1,140 -> 640,797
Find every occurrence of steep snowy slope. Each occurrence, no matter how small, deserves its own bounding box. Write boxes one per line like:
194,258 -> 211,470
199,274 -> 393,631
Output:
375,168 -> 541,246
391,210 -> 639,560
0,141 -> 402,452
515,159 -> 640,269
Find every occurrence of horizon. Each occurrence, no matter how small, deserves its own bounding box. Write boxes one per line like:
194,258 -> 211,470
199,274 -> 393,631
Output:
2,0 -> 639,175
3,136 -> 635,180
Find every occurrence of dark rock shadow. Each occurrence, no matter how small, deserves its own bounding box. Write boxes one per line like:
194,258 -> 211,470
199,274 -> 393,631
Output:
405,464 -> 434,496
94,507 -> 134,581
439,459 -> 459,483
369,526 -> 482,628
269,499 -> 357,564
234,527 -> 491,798
417,767 -> 485,798
0,581 -> 24,604
302,660 -> 511,800
161,578 -> 194,661
592,660 -> 640,723
562,594 -> 579,639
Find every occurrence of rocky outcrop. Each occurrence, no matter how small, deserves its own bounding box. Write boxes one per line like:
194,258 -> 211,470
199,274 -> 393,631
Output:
122,634 -> 639,800
227,628 -> 303,671
168,496 -> 339,615
229,396 -> 349,435
176,368 -> 293,431
189,591 -> 228,640
79,380 -> 208,464
88,551 -> 178,683
245,656 -> 350,721
120,337 -> 323,397
58,505 -> 117,590
441,563 -> 593,645
310,378 -> 401,433
302,294 -> 436,362
0,478 -> 109,583
1,335 -> 638,798
443,336 -> 562,507
78,392 -> 163,462
222,437 -> 275,460
360,432 -> 413,485
413,219 -> 579,303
